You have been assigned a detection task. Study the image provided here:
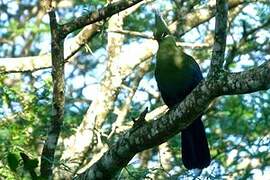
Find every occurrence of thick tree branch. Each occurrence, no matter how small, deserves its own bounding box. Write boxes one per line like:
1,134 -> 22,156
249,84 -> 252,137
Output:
74,60 -> 270,179
221,61 -> 270,95
60,0 -> 145,37
209,0 -> 228,76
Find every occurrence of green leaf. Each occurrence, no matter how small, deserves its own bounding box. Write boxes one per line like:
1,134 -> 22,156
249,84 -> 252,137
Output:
7,152 -> 19,172
20,152 -> 39,170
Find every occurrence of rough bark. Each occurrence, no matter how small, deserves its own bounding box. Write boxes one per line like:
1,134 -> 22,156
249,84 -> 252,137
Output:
40,10 -> 65,179
73,0 -> 270,178
74,60 -> 270,179
209,0 -> 228,76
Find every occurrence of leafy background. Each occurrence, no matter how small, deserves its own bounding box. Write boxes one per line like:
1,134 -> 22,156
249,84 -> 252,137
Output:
0,0 -> 269,179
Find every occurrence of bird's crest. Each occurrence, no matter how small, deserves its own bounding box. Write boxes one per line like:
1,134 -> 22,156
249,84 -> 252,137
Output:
154,10 -> 171,41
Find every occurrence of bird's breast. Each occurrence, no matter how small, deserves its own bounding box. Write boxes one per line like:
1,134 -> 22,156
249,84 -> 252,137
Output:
155,67 -> 195,106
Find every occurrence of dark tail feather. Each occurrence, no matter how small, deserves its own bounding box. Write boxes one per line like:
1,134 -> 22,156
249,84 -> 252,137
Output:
181,117 -> 211,169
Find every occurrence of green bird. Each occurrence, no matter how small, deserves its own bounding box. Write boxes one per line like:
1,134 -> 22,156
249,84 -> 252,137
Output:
154,12 -> 211,170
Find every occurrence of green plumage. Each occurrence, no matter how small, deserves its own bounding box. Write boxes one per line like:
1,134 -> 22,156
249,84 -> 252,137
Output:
154,12 -> 211,170
155,35 -> 203,107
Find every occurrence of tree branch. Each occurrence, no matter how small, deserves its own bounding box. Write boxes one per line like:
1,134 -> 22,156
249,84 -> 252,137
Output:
74,59 -> 270,179
208,0 -> 228,76
221,61 -> 270,95
40,9 -> 65,179
60,0 -> 145,37
0,23 -> 100,74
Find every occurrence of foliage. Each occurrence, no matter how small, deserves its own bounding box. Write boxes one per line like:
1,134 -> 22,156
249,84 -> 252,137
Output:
0,0 -> 270,179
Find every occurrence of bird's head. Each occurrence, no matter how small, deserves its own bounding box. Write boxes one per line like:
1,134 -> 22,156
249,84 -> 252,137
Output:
153,10 -> 171,42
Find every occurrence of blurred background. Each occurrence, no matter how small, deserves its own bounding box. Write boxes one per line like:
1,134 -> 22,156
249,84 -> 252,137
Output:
0,0 -> 269,179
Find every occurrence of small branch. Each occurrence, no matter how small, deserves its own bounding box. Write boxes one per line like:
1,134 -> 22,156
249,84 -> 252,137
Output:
108,30 -> 211,49
224,17 -> 270,70
208,0 -> 228,76
108,29 -> 154,39
131,107 -> 148,129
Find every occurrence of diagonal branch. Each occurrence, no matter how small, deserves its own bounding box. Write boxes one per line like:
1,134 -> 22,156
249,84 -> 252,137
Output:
60,0 -> 145,37
208,0 -> 228,76
0,23 -> 101,74
74,60 -> 270,179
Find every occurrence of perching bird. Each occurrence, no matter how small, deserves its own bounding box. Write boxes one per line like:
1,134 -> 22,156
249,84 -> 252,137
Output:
154,12 -> 211,170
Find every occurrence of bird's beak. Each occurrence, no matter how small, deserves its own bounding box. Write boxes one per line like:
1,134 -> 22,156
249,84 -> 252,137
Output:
154,10 -> 171,41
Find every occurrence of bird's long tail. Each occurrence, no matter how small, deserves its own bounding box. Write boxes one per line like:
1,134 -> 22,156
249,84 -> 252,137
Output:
181,117 -> 211,170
